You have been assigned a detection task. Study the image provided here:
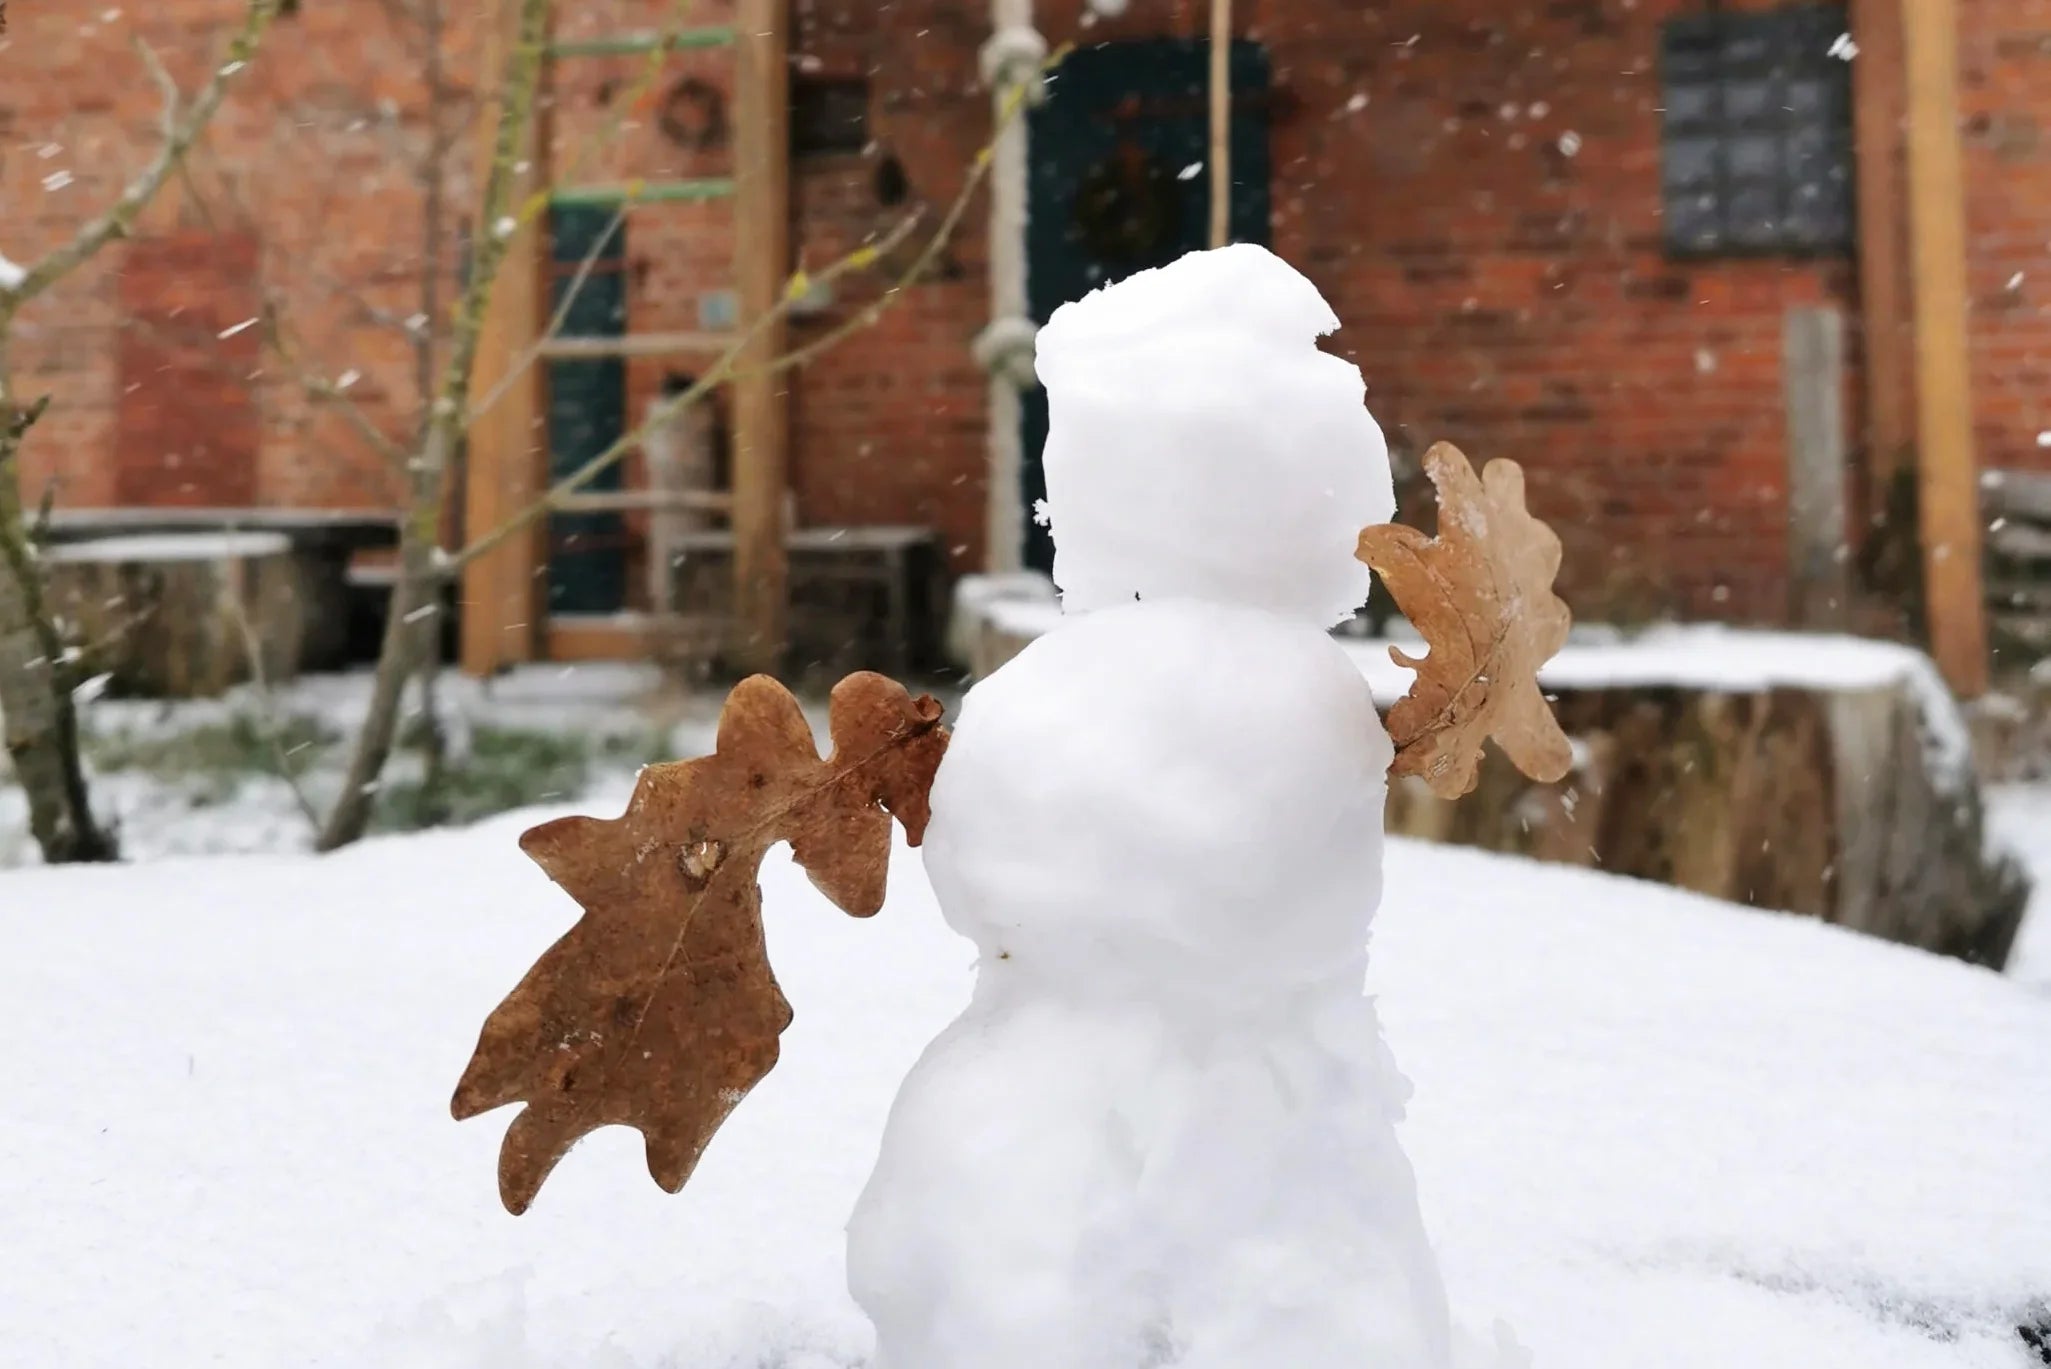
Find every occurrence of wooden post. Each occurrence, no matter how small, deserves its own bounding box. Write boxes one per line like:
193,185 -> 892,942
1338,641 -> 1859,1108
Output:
1208,0 -> 1231,248
643,384 -> 717,615
461,0 -> 550,676
730,0 -> 791,675
1901,0 -> 1989,696
1851,0 -> 1913,500
1784,306 -> 1851,629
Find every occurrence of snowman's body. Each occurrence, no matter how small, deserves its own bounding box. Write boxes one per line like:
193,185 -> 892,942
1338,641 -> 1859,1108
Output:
847,246 -> 1461,1368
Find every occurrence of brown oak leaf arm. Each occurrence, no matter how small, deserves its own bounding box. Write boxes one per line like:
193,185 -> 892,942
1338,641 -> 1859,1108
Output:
1356,442 -> 1574,800
451,672 -> 949,1214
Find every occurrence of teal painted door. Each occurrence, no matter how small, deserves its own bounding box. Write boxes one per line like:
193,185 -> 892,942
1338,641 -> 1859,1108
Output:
1021,40 -> 1273,573
546,204 -> 629,615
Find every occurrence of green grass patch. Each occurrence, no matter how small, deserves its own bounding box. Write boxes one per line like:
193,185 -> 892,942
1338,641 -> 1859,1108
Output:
371,725 -> 672,834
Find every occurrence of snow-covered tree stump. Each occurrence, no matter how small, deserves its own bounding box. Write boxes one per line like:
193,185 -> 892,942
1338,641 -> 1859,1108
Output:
43,532 -> 307,698
1385,679 -> 2030,968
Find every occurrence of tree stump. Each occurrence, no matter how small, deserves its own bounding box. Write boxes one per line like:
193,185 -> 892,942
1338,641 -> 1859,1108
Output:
1385,679 -> 2031,969
42,532 -> 309,698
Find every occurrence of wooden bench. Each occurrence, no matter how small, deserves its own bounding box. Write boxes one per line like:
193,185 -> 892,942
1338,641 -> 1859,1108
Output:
666,525 -> 945,677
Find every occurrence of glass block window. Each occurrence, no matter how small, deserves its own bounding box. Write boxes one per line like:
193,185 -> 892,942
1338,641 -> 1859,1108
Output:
1661,4 -> 1854,255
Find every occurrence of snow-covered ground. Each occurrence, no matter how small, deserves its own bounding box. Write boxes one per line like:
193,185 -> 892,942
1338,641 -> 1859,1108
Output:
3,804 -> 2045,1368
0,665 -> 722,866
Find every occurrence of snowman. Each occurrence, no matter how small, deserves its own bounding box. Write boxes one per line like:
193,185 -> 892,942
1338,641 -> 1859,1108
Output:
845,244 -> 1503,1369
455,241 -> 1558,1369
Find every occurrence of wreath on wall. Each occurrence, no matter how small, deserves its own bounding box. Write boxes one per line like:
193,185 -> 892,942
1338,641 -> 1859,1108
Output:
658,78 -> 727,152
1071,141 -> 1182,263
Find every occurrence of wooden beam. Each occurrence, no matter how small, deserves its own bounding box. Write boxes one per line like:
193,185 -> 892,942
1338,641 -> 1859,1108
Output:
535,330 -> 734,360
460,0 -> 551,677
729,0 -> 791,675
1901,0 -> 1989,695
1209,0 -> 1232,248
1784,306 -> 1851,628
549,179 -> 735,206
546,27 -> 735,58
1851,0 -> 1914,507
553,489 -> 733,515
546,615 -> 664,661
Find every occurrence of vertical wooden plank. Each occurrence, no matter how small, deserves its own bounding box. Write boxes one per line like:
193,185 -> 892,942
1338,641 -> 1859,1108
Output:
1784,306 -> 1851,628
730,0 -> 791,675
1901,0 -> 1989,695
1851,0 -> 1913,504
1208,0 -> 1232,248
461,0 -> 549,676
642,382 -> 717,615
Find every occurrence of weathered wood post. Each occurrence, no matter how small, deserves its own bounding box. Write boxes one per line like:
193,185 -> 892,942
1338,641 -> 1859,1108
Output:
1902,0 -> 1990,695
1209,0 -> 1232,248
1784,306 -> 1851,629
642,377 -> 718,617
729,0 -> 792,675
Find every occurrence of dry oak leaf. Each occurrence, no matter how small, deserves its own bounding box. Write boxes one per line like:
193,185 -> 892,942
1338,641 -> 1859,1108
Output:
1356,441 -> 1574,800
451,671 -> 949,1214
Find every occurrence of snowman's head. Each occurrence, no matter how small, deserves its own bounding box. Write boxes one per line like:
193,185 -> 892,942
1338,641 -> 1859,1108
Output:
1034,244 -> 1394,628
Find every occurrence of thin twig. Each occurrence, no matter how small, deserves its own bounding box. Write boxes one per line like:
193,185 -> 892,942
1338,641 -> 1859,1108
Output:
226,592 -> 324,835
441,50 -> 1063,578
463,0 -> 704,425
0,0 -> 279,310
132,35 -> 182,141
259,299 -> 410,472
466,195 -> 630,424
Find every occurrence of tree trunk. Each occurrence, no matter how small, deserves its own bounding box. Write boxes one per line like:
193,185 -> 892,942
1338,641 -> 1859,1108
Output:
316,0 -> 547,853
0,381 -> 117,862
316,532 -> 430,852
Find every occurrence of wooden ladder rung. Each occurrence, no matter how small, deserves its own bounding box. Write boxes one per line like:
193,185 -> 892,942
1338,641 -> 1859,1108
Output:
553,490 -> 734,516
538,331 -> 736,360
547,27 -> 737,58
550,180 -> 735,207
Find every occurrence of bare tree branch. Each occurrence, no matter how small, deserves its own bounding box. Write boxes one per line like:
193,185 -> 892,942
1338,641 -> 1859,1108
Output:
465,196 -> 631,425
259,299 -> 411,472
132,36 -> 182,141
0,0 -> 279,312
315,0 -> 552,852
227,592 -> 325,836
0,0 -> 282,865
442,54 -> 1058,578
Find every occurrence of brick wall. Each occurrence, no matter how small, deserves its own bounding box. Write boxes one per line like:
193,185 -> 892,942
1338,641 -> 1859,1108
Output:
788,0 -> 1868,620
115,231 -> 264,506
1961,0 -> 2051,481
5,0 -> 2047,629
2,0 -> 479,514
